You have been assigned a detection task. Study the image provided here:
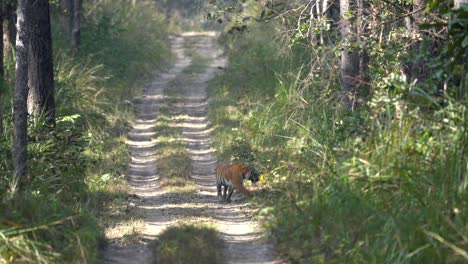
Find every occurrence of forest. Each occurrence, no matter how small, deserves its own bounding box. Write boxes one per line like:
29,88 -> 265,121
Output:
0,0 -> 466,263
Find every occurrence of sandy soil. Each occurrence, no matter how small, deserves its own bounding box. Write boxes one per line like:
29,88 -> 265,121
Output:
101,32 -> 280,264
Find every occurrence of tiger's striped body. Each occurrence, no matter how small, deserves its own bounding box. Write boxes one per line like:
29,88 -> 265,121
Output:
215,163 -> 260,203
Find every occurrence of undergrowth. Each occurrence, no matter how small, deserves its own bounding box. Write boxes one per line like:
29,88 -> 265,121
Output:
0,0 -> 170,262
208,17 -> 467,264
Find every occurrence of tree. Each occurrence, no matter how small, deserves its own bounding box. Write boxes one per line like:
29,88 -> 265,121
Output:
61,0 -> 82,55
27,0 -> 55,124
339,0 -> 359,109
72,0 -> 82,55
0,4 -> 4,134
61,0 -> 72,39
13,0 -> 31,182
407,0 -> 430,84
3,0 -> 16,53
357,0 -> 370,100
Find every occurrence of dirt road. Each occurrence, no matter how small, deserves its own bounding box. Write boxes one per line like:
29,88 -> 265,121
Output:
102,32 -> 278,264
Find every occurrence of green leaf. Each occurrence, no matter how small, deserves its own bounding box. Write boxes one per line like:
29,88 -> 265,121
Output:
462,36 -> 468,48
100,173 -> 112,182
57,114 -> 81,124
428,0 -> 440,10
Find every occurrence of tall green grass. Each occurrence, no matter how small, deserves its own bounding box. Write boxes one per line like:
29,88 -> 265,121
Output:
0,0 -> 170,262
208,20 -> 467,263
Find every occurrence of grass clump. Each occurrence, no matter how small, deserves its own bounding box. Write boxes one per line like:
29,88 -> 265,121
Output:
160,177 -> 198,194
151,223 -> 224,264
157,141 -> 190,168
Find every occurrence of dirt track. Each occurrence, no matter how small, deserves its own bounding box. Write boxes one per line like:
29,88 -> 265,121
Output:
101,32 -> 279,264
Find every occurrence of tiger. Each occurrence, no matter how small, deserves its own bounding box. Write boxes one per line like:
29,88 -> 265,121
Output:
215,163 -> 260,203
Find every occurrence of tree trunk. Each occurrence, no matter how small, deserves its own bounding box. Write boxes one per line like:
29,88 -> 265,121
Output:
4,1 -> 16,54
309,0 -> 316,45
61,0 -> 73,37
72,0 -> 82,55
454,0 -> 467,99
321,0 -> 329,45
0,7 -> 4,134
408,0 -> 429,84
27,0 -> 55,124
357,0 -> 370,101
339,0 -> 359,109
62,0 -> 82,54
14,0 -> 31,183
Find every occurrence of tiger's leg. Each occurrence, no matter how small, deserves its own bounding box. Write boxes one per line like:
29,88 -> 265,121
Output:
222,185 -> 228,202
217,183 -> 223,201
226,186 -> 235,203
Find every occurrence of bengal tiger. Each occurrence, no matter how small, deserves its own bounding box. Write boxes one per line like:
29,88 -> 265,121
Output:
215,163 -> 260,203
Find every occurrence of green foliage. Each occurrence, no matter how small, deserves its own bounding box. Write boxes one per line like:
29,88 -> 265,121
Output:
80,0 -> 170,90
208,5 -> 467,263
0,0 -> 171,262
0,195 -> 101,263
218,24 -> 286,98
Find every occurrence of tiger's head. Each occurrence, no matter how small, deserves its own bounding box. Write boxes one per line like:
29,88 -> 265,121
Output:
246,166 -> 260,184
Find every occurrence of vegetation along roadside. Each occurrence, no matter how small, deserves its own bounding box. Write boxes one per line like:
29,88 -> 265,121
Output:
207,0 -> 467,263
0,0 -> 170,262
0,0 -> 466,263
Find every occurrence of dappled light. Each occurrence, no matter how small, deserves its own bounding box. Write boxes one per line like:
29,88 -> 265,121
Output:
0,0 -> 465,263
102,31 -> 277,263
